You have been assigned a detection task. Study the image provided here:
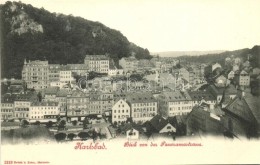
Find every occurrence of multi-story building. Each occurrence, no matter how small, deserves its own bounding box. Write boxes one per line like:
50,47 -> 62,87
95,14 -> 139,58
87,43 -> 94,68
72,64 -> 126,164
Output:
49,64 -> 61,83
127,92 -> 158,123
59,66 -> 74,84
56,89 -> 69,116
1,95 -> 15,121
29,101 -> 60,123
84,55 -> 109,73
159,91 -> 193,117
119,56 -> 139,73
112,99 -> 131,124
22,60 -> 49,90
188,91 -> 217,107
237,70 -> 250,86
67,90 -> 89,121
67,64 -> 89,76
13,91 -> 38,121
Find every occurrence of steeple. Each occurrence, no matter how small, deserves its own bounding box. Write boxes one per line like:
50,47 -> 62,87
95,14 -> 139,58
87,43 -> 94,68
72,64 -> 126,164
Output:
24,58 -> 27,65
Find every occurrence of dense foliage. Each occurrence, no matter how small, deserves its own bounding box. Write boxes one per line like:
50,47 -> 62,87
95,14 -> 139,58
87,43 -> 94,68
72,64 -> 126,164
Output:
0,1 -> 151,78
177,45 -> 260,67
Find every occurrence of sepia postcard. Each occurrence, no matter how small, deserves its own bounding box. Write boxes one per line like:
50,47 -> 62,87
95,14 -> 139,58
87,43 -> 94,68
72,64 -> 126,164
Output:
1,0 -> 260,164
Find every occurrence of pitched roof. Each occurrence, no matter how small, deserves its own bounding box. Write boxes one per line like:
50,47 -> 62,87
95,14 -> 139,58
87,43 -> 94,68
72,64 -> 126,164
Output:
188,91 -> 215,101
224,96 -> 255,123
126,92 -> 157,104
162,91 -> 192,102
149,115 -> 172,132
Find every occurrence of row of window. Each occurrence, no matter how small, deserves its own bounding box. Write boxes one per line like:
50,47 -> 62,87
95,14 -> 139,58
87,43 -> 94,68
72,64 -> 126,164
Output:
114,109 -> 129,113
31,111 -> 58,114
133,107 -> 156,112
1,109 -> 12,112
132,102 -> 156,107
169,106 -> 192,111
113,115 -> 129,119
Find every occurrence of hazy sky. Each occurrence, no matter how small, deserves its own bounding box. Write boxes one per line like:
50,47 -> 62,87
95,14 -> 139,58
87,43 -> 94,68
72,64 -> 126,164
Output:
1,0 -> 260,52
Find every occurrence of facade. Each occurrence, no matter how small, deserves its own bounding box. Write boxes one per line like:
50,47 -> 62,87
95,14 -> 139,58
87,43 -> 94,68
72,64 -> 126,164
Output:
238,70 -> 250,86
22,60 -> 49,90
159,91 -> 193,117
84,55 -> 109,73
29,101 -> 60,123
127,92 -> 158,123
149,115 -> 176,133
49,64 -> 61,82
186,103 -> 224,136
188,91 -> 217,107
13,92 -> 37,121
112,99 -> 131,124
119,56 -> 139,73
1,95 -> 14,121
67,90 -> 89,121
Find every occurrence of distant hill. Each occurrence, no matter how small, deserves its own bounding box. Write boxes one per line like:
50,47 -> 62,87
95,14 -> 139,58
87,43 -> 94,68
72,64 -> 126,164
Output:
154,50 -> 226,57
176,45 -> 260,67
0,1 -> 151,79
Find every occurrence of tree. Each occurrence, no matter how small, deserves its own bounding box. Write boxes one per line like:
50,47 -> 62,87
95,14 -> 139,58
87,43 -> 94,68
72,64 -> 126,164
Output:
46,121 -> 53,128
58,120 -> 66,130
21,120 -> 29,128
72,120 -> 78,126
78,132 -> 89,141
37,92 -> 42,102
35,121 -> 40,126
83,117 -> 90,129
55,133 -> 67,142
67,133 -> 76,141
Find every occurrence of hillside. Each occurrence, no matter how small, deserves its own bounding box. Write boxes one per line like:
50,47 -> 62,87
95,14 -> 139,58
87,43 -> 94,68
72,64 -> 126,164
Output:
155,50 -> 226,57
0,1 -> 151,79
176,45 -> 260,67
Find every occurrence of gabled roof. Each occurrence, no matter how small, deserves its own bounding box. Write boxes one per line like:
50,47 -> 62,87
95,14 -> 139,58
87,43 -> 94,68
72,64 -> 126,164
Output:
126,92 -> 157,104
188,91 -> 215,101
161,91 -> 192,102
224,96 -> 256,123
149,115 -> 173,132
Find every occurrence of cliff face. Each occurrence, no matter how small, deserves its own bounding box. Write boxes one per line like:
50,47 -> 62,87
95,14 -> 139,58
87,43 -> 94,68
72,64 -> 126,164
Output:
0,1 -> 151,78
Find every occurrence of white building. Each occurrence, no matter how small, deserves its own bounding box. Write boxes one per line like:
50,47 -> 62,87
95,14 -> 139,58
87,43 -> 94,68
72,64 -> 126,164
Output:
29,101 -> 60,123
112,99 -> 130,124
159,91 -> 193,117
84,55 -> 109,73
127,92 -> 158,123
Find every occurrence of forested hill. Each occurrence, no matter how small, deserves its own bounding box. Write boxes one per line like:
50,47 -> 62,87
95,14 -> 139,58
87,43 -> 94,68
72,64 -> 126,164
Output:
176,45 -> 260,67
0,1 -> 151,79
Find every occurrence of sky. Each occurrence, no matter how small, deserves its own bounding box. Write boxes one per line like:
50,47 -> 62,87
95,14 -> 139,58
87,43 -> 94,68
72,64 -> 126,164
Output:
1,0 -> 260,52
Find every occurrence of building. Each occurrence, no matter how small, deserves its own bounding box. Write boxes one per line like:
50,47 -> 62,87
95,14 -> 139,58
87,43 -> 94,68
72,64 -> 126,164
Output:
22,60 -> 49,90
188,91 -> 217,107
112,99 -> 131,124
147,115 -> 176,133
67,90 -> 89,121
29,101 -> 60,123
223,91 -> 260,138
227,70 -> 235,80
84,55 -> 109,73
186,102 -> 224,136
13,91 -> 38,121
159,91 -> 193,117
56,89 -> 69,116
126,92 -> 158,123
119,56 -> 139,73
67,64 -> 89,76
1,94 -> 15,121
49,64 -> 61,82
235,70 -> 250,87
206,84 -> 237,103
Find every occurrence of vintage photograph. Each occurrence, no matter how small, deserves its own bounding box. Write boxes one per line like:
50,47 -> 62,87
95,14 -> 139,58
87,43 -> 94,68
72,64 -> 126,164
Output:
1,0 -> 260,164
